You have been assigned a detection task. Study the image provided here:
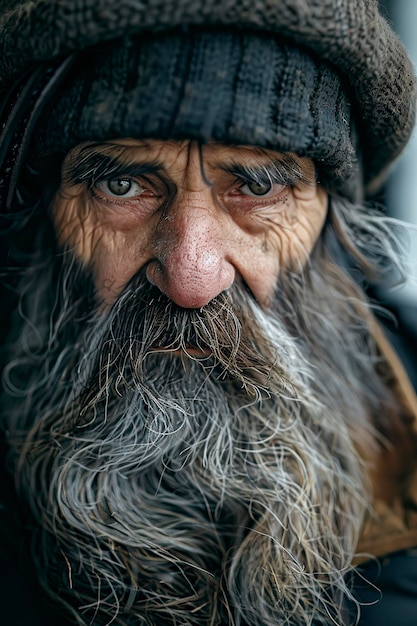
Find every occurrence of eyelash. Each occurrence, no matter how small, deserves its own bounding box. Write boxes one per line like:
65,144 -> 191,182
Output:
72,158 -> 301,205
88,170 -> 157,202
230,167 -> 300,190
66,153 -> 160,192
88,178 -> 288,212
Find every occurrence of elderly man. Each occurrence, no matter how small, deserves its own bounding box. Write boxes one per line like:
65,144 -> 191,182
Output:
0,1 -> 416,625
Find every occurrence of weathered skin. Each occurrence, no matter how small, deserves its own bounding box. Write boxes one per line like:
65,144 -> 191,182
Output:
53,139 -> 328,307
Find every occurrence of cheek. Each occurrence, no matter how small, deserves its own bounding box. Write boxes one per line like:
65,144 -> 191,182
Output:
52,190 -> 105,262
271,186 -> 328,270
51,192 -> 151,303
241,187 -> 328,303
88,239 -> 142,303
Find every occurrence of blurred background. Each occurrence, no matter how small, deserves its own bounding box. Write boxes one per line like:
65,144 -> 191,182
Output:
375,0 -> 417,386
380,0 -> 417,303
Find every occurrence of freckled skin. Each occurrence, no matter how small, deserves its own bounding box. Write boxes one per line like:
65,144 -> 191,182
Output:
52,139 -> 328,308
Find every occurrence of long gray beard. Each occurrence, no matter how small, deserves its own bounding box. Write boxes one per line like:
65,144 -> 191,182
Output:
2,236 -> 390,626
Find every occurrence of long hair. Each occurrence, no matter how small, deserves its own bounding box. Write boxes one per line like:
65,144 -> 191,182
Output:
0,193 -> 406,626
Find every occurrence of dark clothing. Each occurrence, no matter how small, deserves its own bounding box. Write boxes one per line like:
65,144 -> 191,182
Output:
350,549 -> 417,626
0,437 -> 67,626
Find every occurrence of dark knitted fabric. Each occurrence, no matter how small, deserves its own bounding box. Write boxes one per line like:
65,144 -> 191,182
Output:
0,0 -> 416,197
36,31 -> 358,198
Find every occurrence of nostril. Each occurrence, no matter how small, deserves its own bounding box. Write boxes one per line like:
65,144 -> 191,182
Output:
146,256 -> 235,309
146,261 -> 165,294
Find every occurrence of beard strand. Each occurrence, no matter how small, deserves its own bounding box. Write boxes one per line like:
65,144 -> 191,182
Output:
1,236 -> 385,626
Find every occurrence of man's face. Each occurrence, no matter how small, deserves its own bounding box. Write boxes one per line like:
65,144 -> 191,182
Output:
5,139 -> 370,626
52,139 -> 327,308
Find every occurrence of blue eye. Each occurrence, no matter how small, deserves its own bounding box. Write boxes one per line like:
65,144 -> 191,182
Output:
96,178 -> 145,197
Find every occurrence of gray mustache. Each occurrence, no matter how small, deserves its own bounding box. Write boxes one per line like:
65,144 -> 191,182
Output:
94,276 -> 278,391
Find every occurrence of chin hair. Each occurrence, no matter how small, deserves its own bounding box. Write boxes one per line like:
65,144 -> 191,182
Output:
0,195 -> 406,625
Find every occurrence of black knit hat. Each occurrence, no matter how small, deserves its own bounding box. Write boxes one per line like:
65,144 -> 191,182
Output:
35,31 -> 359,199
0,0 -> 415,205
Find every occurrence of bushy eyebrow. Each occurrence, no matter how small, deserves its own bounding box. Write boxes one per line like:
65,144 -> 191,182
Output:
220,154 -> 314,187
63,150 -> 162,186
62,144 -> 315,189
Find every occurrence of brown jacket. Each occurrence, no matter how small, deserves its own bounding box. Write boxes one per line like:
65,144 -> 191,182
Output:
355,323 -> 417,563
